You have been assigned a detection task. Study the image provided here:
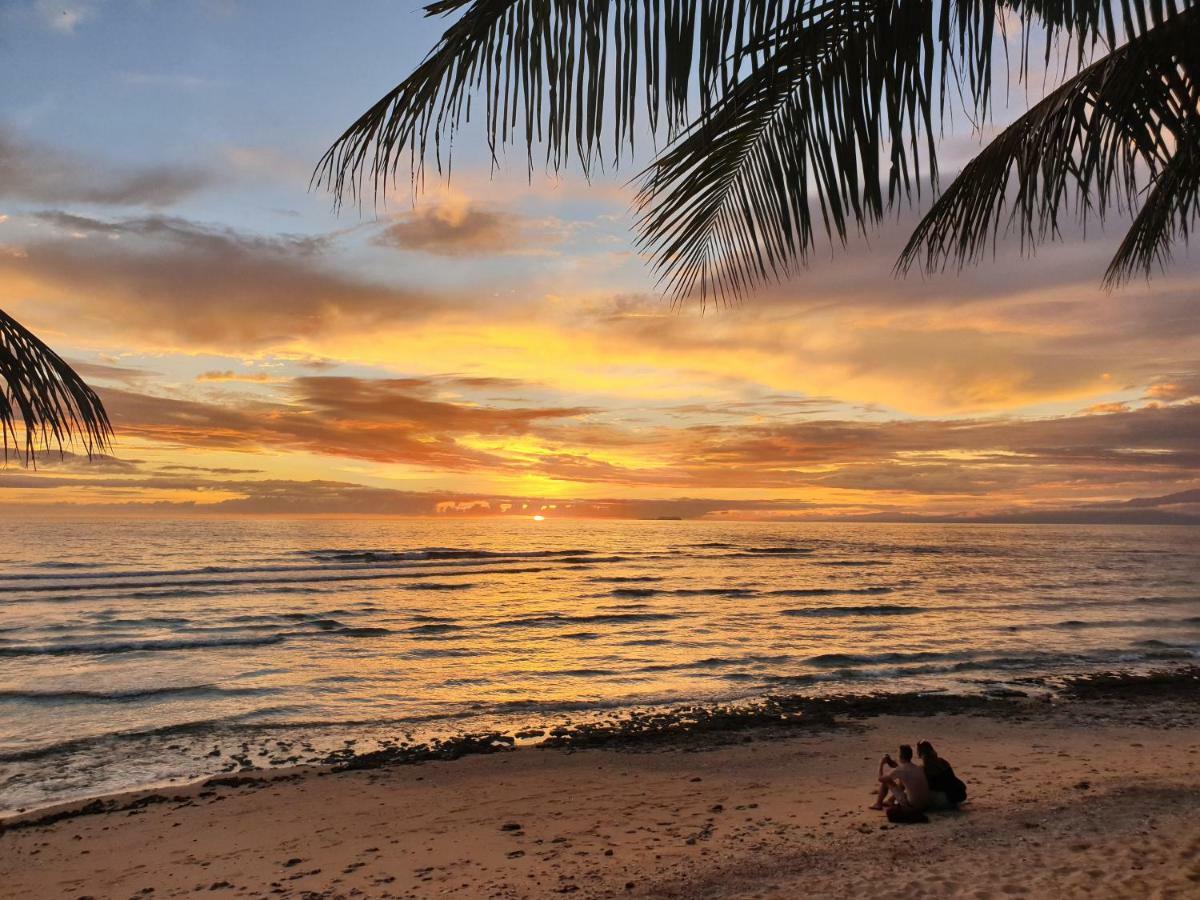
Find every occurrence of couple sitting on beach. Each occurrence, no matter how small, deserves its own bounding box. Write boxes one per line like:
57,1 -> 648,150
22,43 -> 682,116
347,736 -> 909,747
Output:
870,740 -> 967,823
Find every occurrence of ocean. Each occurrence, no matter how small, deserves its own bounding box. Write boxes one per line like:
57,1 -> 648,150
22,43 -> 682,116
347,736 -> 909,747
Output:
1,518 -> 1197,814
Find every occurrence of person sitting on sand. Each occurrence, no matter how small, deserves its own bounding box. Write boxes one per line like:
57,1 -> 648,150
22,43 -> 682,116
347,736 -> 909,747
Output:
871,744 -> 929,817
917,740 -> 967,808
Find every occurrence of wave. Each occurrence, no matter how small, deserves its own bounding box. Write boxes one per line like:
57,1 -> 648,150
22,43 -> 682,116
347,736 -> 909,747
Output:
0,624 -> 392,658
0,564 -> 562,601
83,616 -> 192,628
740,547 -> 814,554
818,560 -> 891,567
304,547 -> 597,563
0,707 -> 309,763
807,649 -> 967,668
673,587 -> 758,597
0,634 -> 287,657
1048,616 -> 1200,631
590,575 -> 664,583
334,627 -> 392,638
406,623 -> 466,635
1134,595 -> 1200,606
636,653 -> 793,673
0,556 -> 503,584
608,586 -> 757,599
769,586 -> 894,597
802,645 -> 1200,674
780,604 -> 925,617
0,684 -> 272,703
490,611 -> 680,629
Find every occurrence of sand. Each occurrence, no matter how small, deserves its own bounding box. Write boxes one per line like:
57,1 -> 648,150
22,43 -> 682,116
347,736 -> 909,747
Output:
2,693 -> 1198,899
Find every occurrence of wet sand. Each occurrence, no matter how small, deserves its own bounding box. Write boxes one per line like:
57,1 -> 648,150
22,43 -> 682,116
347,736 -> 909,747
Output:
2,687 -> 1198,899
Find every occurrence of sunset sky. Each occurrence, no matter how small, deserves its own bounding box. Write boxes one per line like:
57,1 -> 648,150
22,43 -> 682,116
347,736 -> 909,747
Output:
2,0 -> 1198,522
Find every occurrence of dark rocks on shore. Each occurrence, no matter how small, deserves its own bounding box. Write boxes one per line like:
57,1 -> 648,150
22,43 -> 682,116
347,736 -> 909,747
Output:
286,669 -> 1200,778
1059,667 -> 1200,700
325,732 -> 517,772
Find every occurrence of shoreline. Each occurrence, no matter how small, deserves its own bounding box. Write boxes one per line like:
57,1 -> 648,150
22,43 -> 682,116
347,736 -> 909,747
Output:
1,676 -> 1197,898
3,665 -> 1197,827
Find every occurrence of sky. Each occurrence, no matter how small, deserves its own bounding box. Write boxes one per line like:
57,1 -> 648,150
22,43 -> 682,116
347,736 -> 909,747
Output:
0,0 -> 1198,523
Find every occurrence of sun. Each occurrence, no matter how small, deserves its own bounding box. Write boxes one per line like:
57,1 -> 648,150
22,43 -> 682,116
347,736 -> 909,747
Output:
532,514 -> 545,521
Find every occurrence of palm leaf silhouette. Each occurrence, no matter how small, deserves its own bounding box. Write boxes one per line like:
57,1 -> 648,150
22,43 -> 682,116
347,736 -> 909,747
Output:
0,310 -> 112,463
898,4 -> 1200,286
316,0 -> 1200,300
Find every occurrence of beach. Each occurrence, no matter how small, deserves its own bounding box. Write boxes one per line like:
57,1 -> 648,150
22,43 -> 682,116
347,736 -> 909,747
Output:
3,676 -> 1197,899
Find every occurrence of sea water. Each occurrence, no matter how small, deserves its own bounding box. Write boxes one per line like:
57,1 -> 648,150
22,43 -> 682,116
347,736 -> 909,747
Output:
1,518 -> 1196,813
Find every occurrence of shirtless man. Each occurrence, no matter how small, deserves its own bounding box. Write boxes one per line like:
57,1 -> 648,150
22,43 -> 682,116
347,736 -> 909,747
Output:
870,744 -> 929,812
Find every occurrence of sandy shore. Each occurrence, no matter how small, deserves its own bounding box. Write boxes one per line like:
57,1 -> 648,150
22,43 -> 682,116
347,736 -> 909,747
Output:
2,687 -> 1199,899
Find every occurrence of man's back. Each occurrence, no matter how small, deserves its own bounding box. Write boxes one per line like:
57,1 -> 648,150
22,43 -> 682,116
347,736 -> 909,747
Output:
892,761 -> 930,809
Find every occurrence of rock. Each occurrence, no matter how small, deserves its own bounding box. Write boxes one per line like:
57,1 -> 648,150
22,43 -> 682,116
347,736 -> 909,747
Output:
500,822 -> 522,832
709,804 -> 724,813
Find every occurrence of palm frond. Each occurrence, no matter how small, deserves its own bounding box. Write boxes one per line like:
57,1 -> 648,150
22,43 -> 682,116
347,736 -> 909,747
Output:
0,309 -> 112,464
634,0 -> 943,304
1104,136 -> 1200,284
313,0 -> 814,206
897,5 -> 1200,279
319,0 -> 1200,295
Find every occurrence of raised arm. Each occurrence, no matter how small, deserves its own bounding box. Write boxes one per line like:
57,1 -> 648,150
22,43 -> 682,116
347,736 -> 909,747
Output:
878,754 -> 896,782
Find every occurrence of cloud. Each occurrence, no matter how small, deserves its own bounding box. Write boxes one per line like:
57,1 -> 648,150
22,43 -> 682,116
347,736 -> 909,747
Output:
373,201 -> 566,257
1144,372 -> 1200,403
66,359 -> 159,385
676,403 -> 1200,473
1,213 -> 440,349
196,370 -> 282,384
69,370 -> 1199,510
4,464 -> 1197,523
0,128 -> 212,206
156,464 -> 264,475
99,374 -> 593,469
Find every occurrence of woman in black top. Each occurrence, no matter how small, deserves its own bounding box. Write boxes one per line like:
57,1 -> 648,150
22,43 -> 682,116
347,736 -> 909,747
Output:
917,740 -> 967,807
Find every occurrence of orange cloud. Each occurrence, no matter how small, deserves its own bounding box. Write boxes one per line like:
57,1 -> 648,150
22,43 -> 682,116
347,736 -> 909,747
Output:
373,201 -> 568,257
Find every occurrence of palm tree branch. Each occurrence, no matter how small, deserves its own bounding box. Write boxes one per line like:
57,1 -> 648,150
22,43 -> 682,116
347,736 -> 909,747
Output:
633,0 -> 945,304
897,5 -> 1200,275
313,0 -> 817,207
1104,125 -> 1200,284
0,309 -> 112,464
